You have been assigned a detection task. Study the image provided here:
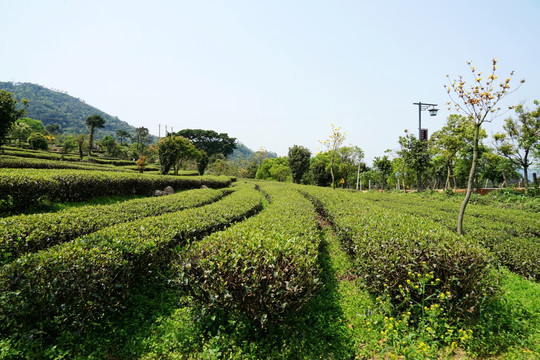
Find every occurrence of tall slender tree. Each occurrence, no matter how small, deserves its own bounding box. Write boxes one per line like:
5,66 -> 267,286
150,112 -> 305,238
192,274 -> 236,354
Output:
85,114 -> 105,156
446,59 -> 523,234
288,145 -> 311,184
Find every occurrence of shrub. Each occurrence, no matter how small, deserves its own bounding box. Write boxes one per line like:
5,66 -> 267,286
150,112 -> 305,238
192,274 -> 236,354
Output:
0,183 -> 262,342
0,187 -> 229,265
181,182 -> 321,327
27,132 -> 48,150
300,186 -> 499,322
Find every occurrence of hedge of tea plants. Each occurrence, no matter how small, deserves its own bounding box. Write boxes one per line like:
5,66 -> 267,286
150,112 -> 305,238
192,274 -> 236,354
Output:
0,182 -> 262,341
359,192 -> 540,281
300,186 -> 498,320
0,187 -> 230,265
181,182 -> 321,326
0,155 -> 130,171
0,168 -> 232,211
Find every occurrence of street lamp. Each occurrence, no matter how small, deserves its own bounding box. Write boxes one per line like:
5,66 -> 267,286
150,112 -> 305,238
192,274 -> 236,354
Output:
413,102 -> 438,141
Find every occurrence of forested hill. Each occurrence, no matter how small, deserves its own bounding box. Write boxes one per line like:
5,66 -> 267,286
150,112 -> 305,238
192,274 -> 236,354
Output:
0,82 -> 136,138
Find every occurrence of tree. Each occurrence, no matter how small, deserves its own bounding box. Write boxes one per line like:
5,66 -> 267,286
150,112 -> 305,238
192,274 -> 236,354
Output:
255,157 -> 291,182
62,136 -> 77,155
320,124 -> 346,189
158,136 -> 201,175
0,90 -> 27,148
45,123 -> 61,134
430,115 -> 481,189
288,145 -> 311,183
398,132 -> 431,191
75,134 -> 87,160
446,59 -> 524,234
116,129 -> 130,146
18,118 -> 45,133
134,127 -> 150,156
85,114 -> 105,156
176,129 -> 237,174
10,122 -> 32,147
27,132 -> 48,150
494,101 -> 540,188
100,135 -> 120,157
373,155 -> 392,189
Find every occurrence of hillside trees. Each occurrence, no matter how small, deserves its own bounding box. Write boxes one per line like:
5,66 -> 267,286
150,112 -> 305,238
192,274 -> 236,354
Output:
116,129 -> 130,145
85,114 -> 105,156
288,145 -> 311,183
11,122 -> 32,147
0,90 -> 27,148
494,101 -> 540,187
446,59 -> 523,234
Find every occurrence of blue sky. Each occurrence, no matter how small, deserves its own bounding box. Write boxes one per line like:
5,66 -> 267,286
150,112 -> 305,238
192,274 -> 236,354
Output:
1,0 -> 539,164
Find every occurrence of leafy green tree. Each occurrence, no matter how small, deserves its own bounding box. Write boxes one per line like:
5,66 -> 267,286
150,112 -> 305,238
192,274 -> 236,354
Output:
255,157 -> 291,182
494,101 -> 540,187
85,114 -> 105,156
100,135 -> 120,157
176,129 -> 237,158
373,155 -> 392,189
0,90 -> 27,148
27,132 -> 48,150
479,150 -> 519,187
158,136 -> 201,175
75,134 -> 87,160
288,145 -> 311,183
398,132 -> 431,191
11,122 -> 32,147
134,127 -> 150,156
45,123 -> 61,134
176,129 -> 237,174
62,136 -> 77,155
116,129 -> 130,145
430,115 -> 482,189
18,118 -> 45,133
310,153 -> 332,187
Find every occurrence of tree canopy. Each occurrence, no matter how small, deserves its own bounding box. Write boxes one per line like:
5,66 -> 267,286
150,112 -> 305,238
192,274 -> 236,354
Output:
176,129 -> 237,158
288,145 -> 311,183
0,90 -> 27,147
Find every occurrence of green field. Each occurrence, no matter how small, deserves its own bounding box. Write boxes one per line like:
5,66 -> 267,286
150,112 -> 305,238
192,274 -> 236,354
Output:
0,163 -> 539,359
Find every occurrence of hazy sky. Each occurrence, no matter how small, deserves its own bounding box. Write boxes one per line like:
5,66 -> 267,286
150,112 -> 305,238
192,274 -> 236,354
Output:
2,0 -> 539,163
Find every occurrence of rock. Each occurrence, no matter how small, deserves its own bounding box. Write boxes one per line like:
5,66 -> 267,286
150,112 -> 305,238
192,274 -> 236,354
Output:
201,185 -> 209,189
163,186 -> 174,195
154,190 -> 165,196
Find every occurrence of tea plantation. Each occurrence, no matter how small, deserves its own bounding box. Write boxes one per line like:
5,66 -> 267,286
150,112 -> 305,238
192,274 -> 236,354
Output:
0,160 -> 538,359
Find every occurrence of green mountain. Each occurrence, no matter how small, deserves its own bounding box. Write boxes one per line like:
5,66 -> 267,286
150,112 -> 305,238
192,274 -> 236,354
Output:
0,82 -> 137,139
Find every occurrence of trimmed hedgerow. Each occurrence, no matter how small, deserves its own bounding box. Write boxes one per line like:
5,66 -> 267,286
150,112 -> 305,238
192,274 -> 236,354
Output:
300,186 -> 499,321
0,155 -> 130,171
181,182 -> 321,327
359,191 -> 540,281
0,183 -> 262,340
0,169 -> 232,211
0,187 -> 230,265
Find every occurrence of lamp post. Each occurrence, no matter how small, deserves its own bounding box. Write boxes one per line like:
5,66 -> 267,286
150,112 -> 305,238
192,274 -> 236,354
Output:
411,102 -> 438,192
413,102 -> 438,141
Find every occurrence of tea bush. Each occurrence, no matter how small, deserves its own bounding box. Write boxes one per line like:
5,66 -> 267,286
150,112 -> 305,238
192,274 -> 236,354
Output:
0,169 -> 232,211
0,187 -> 229,265
181,182 -> 321,327
0,183 -> 262,342
301,186 -> 499,321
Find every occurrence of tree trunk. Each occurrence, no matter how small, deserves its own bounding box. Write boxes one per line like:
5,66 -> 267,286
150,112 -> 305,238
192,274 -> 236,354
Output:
523,165 -> 529,188
445,165 -> 452,189
501,169 -> 508,188
330,156 -> 336,190
417,170 -> 422,193
88,128 -> 94,156
356,163 -> 360,190
458,123 -> 480,235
